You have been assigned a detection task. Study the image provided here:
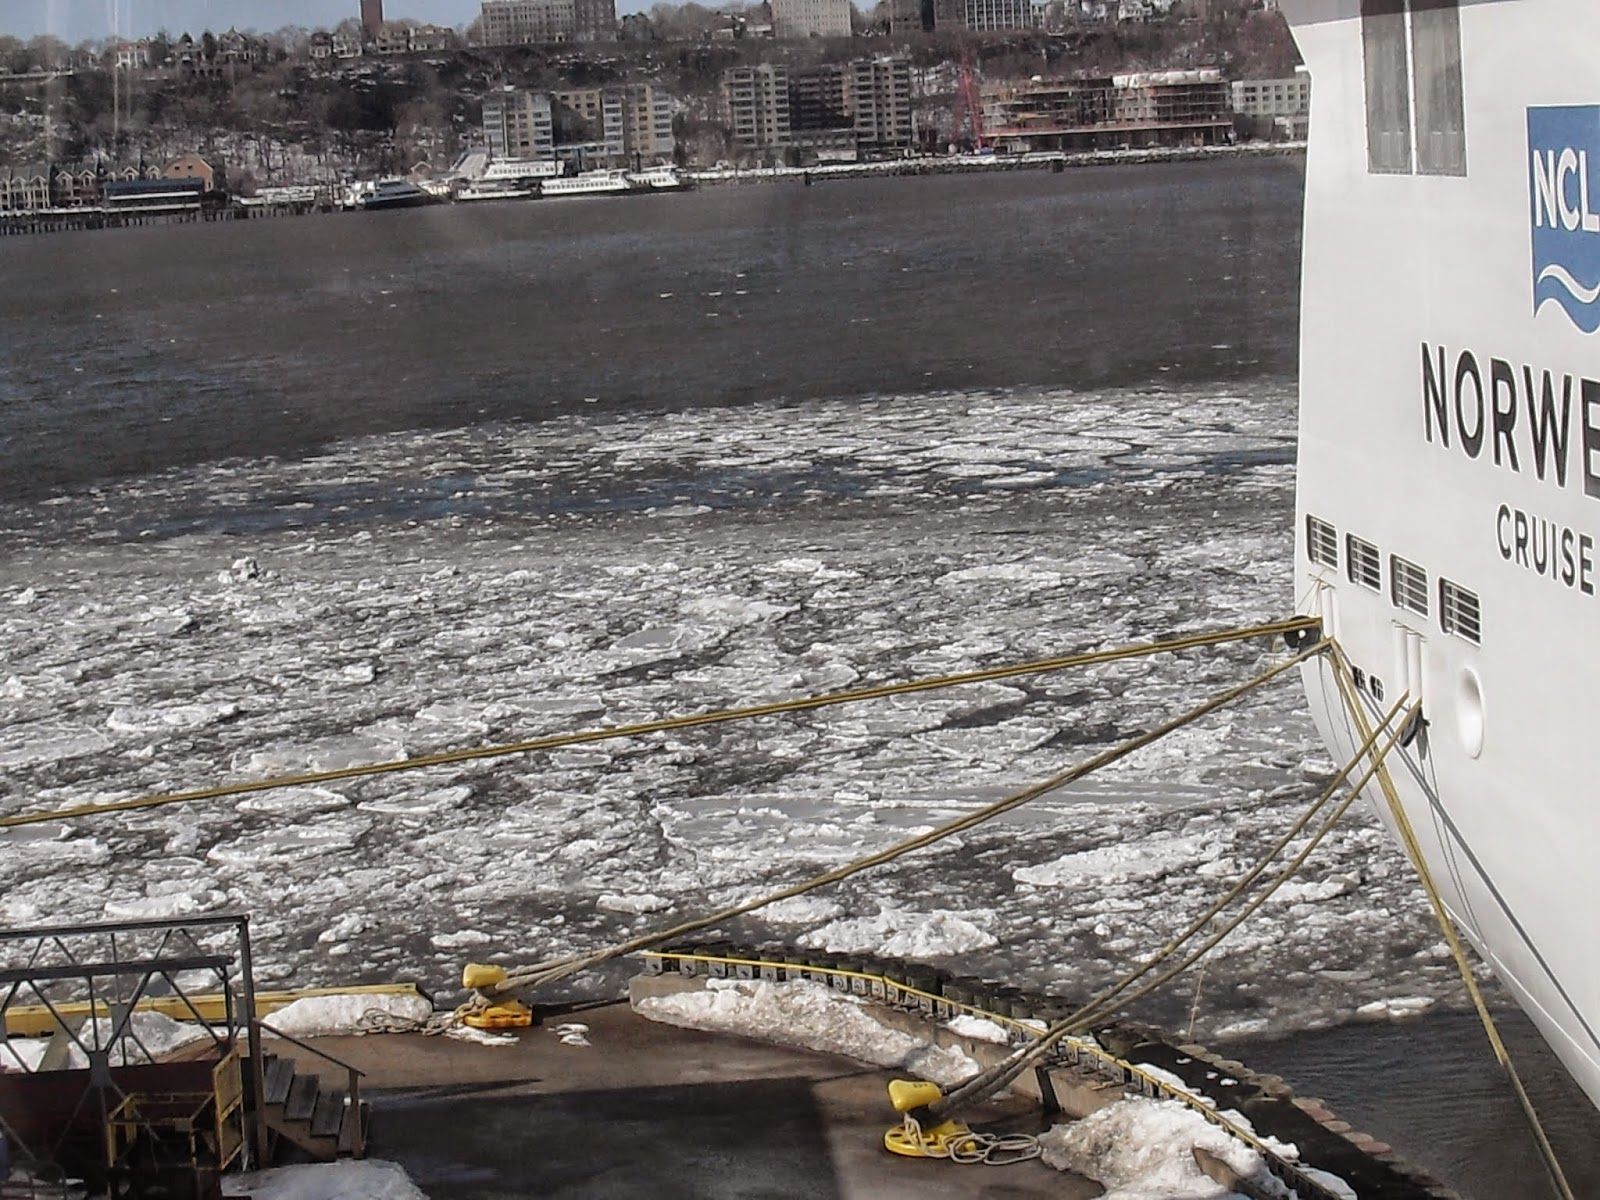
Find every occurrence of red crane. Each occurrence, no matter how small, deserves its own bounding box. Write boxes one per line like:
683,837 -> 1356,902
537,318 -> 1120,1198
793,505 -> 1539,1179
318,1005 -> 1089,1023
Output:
951,47 -> 987,152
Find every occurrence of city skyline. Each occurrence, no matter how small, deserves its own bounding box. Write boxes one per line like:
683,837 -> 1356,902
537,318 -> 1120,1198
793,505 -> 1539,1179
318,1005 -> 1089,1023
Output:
2,0 -> 656,42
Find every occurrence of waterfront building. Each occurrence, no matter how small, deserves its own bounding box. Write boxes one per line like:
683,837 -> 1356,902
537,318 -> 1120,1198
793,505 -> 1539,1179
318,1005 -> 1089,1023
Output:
982,69 -> 1231,152
478,0 -> 618,44
553,85 -> 676,162
724,65 -> 792,152
849,55 -> 913,154
1230,71 -> 1311,140
770,0 -> 853,38
620,84 -> 676,160
724,57 -> 912,161
0,167 -> 52,214
482,87 -> 557,159
163,153 -> 227,193
362,0 -> 386,38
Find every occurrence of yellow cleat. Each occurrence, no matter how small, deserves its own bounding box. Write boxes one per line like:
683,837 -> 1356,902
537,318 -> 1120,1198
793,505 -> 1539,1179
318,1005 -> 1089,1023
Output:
882,1079 -> 977,1159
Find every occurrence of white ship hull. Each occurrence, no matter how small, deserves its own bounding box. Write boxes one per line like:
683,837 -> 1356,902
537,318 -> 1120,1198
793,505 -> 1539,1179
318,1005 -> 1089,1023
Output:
1283,0 -> 1600,1108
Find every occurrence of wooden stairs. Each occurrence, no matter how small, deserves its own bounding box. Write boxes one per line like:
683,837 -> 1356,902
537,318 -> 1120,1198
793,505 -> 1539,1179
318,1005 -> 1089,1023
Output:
258,1050 -> 368,1162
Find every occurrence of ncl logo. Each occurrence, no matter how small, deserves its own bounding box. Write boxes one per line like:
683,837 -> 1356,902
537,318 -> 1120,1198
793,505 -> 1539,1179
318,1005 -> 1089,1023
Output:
1530,106 -> 1600,334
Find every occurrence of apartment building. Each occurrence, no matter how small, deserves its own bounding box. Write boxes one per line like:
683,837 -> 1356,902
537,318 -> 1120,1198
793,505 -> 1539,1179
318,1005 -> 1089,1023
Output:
770,0 -> 853,38
482,87 -> 557,159
725,64 -> 793,150
1231,72 -> 1311,138
479,0 -> 617,44
724,56 -> 913,159
849,55 -> 913,152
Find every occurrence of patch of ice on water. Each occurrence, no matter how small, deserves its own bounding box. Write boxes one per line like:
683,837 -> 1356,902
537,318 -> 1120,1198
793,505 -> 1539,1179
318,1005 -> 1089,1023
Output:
1038,1096 -> 1279,1199
222,1160 -> 427,1200
637,978 -> 981,1087
0,724 -> 112,768
799,907 -> 997,959
1014,830 -> 1214,887
236,786 -> 349,817
104,889 -> 228,920
1268,877 -> 1356,905
597,892 -> 672,915
263,993 -> 433,1038
108,701 -> 240,734
1355,996 -> 1435,1020
430,929 -> 493,950
936,562 -> 1063,590
758,895 -> 845,925
680,594 -> 794,626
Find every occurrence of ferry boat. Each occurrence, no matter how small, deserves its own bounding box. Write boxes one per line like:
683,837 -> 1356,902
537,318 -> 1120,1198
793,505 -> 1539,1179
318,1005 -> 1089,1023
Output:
539,170 -> 632,198
456,181 -> 536,203
624,165 -> 693,193
1281,0 -> 1600,1111
345,179 -> 438,212
479,157 -> 562,185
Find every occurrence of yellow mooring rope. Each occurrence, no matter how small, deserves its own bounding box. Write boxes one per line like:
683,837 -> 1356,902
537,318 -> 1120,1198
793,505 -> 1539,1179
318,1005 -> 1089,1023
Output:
0,616 -> 1318,830
476,637 -> 1329,999
1329,649 -> 1577,1200
925,689 -> 1420,1122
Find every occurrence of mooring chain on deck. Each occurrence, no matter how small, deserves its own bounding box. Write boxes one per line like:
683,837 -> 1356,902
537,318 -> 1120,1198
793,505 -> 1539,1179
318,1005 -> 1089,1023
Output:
1329,649 -> 1578,1200
0,616 -> 1319,831
469,636 -> 1331,1005
920,692 -> 1423,1124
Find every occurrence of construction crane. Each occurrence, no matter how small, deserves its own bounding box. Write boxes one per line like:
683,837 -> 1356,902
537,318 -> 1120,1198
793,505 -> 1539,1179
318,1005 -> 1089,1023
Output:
951,47 -> 987,152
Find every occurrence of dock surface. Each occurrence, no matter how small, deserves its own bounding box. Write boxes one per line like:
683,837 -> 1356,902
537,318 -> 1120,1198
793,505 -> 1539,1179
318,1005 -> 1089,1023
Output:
301,1001 -> 1097,1199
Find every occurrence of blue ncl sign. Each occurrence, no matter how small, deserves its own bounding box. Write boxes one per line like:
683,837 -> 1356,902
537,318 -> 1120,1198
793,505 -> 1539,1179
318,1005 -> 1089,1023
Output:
1530,105 -> 1600,334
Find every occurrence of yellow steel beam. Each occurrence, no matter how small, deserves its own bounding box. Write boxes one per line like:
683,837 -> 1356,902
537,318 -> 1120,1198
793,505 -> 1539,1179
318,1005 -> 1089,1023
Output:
3,983 -> 427,1038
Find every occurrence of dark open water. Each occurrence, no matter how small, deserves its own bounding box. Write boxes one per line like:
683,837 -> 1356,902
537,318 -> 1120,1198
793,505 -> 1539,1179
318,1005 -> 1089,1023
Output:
2,159 -> 1596,1197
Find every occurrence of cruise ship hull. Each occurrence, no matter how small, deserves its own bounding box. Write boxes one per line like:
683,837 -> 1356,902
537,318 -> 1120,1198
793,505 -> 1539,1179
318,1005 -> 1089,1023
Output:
1282,0 -> 1600,1109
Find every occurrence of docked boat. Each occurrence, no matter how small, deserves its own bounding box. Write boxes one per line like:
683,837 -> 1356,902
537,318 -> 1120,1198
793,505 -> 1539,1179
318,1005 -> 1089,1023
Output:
538,170 -> 631,198
455,181 -> 535,203
347,179 -> 437,212
1281,0 -> 1600,1113
479,157 -> 562,185
624,165 -> 693,193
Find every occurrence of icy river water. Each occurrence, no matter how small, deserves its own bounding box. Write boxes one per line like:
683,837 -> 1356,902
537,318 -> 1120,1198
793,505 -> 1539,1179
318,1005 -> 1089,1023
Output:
0,160 -> 1595,1196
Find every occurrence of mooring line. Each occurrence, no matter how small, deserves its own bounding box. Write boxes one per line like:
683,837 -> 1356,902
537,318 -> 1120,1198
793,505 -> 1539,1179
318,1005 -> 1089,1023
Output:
0,616 -> 1318,830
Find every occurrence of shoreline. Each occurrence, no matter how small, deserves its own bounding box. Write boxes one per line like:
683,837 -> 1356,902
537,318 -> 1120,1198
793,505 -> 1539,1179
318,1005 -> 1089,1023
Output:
686,140 -> 1307,186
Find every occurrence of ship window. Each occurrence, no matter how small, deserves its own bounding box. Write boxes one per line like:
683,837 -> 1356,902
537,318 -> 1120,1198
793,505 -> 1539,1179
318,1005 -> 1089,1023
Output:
1369,674 -> 1386,701
1361,0 -> 1413,173
1306,516 -> 1339,569
1360,0 -> 1466,177
1411,0 -> 1466,176
1439,579 -> 1481,644
1390,555 -> 1429,616
1347,535 -> 1382,590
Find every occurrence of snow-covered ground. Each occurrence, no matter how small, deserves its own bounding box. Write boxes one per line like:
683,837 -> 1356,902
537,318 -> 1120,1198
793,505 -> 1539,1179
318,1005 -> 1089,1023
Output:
0,383 -> 1461,1039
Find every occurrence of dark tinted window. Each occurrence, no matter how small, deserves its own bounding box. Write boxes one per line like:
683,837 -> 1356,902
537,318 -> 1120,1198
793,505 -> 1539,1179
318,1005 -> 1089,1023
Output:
1361,0 -> 1413,173
1411,0 -> 1466,175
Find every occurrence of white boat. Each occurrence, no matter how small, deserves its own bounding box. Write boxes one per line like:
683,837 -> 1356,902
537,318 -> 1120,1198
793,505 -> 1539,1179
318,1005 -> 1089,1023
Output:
345,178 -> 437,212
539,171 -> 631,198
456,181 -> 535,203
480,157 -> 562,184
1281,0 -> 1600,1111
623,165 -> 692,193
